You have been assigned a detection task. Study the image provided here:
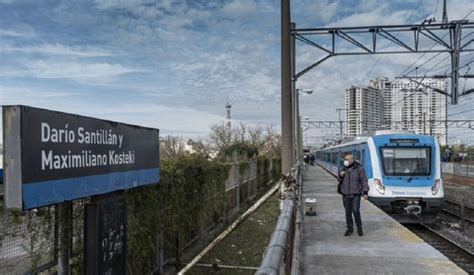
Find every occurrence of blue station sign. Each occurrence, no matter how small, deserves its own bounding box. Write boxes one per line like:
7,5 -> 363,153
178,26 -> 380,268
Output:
3,105 -> 160,210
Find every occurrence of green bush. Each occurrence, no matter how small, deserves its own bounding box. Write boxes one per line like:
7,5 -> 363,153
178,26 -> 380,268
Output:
126,155 -> 228,273
125,155 -> 281,273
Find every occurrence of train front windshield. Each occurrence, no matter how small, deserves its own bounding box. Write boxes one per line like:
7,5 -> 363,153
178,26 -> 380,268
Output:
381,147 -> 431,176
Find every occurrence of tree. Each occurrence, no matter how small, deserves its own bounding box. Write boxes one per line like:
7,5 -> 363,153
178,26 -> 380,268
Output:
208,123 -> 281,161
160,136 -> 187,160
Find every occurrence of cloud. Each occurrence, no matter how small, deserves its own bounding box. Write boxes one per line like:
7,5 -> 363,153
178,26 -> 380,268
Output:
327,7 -> 412,27
298,0 -> 339,24
7,61 -> 141,82
222,0 -> 257,19
94,0 -> 157,10
0,28 -> 36,38
0,86 -> 82,112
1,44 -> 113,57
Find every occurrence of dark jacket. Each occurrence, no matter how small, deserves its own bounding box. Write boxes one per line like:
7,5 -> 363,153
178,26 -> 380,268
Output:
337,162 -> 369,196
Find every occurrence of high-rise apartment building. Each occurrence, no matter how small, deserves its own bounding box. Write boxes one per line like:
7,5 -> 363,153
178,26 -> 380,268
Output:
344,85 -> 384,136
370,77 -> 392,128
389,78 -> 447,144
344,78 -> 447,145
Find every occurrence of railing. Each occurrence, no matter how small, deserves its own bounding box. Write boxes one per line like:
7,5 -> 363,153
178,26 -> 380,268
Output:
442,162 -> 474,178
257,163 -> 302,275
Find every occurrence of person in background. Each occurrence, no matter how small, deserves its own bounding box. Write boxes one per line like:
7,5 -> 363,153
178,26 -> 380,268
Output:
309,154 -> 315,166
338,152 -> 369,237
303,153 -> 309,164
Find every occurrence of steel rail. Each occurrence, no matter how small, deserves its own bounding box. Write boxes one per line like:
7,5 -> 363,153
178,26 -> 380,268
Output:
420,223 -> 474,257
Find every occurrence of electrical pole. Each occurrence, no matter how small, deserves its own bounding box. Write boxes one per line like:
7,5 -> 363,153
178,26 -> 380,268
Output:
451,21 -> 462,104
336,108 -> 344,138
291,22 -> 296,162
445,89 -> 448,145
281,0 -> 292,174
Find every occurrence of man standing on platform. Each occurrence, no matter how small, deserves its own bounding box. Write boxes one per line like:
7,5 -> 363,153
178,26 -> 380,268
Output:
338,152 -> 369,237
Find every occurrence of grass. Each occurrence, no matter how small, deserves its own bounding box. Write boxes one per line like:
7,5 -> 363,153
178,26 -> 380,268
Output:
189,194 -> 280,275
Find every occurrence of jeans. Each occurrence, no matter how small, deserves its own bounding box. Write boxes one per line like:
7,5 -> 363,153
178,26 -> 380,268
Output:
342,195 -> 362,231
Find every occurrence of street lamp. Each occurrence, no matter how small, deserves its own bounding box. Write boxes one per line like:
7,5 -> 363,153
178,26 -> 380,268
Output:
297,89 -> 313,95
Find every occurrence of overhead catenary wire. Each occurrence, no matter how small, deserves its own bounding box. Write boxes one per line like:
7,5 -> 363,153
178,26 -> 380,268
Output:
400,33 -> 474,78
364,0 -> 424,79
390,55 -> 474,107
389,9 -> 474,87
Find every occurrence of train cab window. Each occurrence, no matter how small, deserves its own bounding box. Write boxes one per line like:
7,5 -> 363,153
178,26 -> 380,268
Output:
381,147 -> 431,176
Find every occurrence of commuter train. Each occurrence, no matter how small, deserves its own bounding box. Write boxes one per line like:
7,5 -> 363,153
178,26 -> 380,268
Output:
314,130 -> 443,223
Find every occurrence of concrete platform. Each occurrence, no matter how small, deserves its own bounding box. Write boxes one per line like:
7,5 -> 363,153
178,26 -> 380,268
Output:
300,165 -> 466,275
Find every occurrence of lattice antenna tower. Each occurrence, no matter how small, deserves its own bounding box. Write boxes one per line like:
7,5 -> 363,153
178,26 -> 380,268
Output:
225,99 -> 232,130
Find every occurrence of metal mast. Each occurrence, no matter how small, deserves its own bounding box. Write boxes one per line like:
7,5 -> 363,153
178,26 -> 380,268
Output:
225,100 -> 232,130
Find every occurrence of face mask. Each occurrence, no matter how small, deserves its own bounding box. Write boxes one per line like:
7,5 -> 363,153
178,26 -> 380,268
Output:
344,160 -> 350,167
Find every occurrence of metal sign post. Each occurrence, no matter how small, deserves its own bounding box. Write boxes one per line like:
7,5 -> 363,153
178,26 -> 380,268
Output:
85,195 -> 127,275
57,201 -> 72,275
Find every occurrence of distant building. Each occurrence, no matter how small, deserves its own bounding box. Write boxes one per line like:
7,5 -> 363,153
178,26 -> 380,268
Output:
370,77 -> 392,128
344,85 -> 384,136
344,78 -> 447,144
384,78 -> 447,145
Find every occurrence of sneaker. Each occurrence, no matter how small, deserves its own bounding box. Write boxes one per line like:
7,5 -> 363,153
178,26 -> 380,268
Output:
344,230 -> 353,236
357,228 -> 363,236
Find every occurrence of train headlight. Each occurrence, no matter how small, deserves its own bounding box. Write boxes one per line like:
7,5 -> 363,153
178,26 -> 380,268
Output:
432,179 -> 441,195
374,178 -> 385,195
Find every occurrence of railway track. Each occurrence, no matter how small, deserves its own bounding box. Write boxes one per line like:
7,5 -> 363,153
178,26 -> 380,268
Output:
405,224 -> 474,274
442,199 -> 474,224
441,208 -> 474,224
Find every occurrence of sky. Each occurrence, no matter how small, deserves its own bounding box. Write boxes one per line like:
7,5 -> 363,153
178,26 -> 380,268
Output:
1,0 -> 473,144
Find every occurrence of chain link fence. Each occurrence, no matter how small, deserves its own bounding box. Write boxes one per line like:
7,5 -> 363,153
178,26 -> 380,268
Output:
442,162 -> 474,178
0,205 -> 57,274
453,162 -> 474,177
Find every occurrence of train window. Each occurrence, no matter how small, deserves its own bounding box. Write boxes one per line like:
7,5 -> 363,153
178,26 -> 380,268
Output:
381,147 -> 431,176
361,149 -> 365,165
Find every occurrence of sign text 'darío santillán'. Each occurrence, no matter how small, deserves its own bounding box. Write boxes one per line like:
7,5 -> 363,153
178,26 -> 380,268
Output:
3,105 -> 160,210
